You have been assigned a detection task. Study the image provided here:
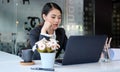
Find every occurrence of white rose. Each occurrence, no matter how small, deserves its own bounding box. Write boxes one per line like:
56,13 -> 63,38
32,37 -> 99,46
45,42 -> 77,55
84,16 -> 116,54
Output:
49,39 -> 57,46
46,42 -> 52,48
38,42 -> 46,50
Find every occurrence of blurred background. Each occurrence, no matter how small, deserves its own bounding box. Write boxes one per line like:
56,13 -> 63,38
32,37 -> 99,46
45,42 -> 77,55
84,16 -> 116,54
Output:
0,0 -> 120,55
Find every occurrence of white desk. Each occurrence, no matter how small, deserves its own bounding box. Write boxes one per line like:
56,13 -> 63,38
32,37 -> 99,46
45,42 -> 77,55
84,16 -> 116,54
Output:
0,51 -> 22,61
0,51 -> 120,72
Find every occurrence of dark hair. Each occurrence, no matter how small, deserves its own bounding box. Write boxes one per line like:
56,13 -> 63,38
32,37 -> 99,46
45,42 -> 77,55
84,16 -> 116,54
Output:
41,2 -> 62,19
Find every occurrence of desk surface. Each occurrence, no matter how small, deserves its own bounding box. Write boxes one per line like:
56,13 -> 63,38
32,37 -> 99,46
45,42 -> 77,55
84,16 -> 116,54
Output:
0,51 -> 22,61
0,51 -> 120,72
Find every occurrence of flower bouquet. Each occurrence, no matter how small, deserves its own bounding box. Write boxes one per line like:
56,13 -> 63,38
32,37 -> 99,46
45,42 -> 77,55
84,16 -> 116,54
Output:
35,38 -> 60,53
35,38 -> 60,69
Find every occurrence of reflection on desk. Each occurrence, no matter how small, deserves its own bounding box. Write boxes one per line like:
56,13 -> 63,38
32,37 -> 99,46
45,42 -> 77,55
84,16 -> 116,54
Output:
0,51 -> 120,72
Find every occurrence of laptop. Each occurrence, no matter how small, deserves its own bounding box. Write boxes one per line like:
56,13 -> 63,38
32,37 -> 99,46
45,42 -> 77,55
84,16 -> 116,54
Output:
55,35 -> 107,65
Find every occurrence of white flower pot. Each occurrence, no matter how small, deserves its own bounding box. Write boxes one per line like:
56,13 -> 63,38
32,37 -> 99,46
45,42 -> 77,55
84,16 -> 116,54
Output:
40,52 -> 56,69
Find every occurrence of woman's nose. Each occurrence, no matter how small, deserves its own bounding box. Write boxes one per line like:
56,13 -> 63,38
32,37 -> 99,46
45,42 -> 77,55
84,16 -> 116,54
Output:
55,18 -> 60,23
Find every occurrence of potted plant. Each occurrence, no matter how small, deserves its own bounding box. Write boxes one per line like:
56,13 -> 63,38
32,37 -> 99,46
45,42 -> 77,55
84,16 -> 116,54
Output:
35,38 -> 60,69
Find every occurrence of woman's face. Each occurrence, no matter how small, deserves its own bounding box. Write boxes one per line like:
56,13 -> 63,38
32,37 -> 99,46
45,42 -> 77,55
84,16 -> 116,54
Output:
43,8 -> 62,30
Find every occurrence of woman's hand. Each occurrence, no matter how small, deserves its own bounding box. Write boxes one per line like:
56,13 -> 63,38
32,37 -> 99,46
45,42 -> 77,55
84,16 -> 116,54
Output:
41,21 -> 53,34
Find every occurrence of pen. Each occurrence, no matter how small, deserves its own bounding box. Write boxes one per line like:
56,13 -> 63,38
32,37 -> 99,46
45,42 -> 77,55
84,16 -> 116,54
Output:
31,67 -> 55,71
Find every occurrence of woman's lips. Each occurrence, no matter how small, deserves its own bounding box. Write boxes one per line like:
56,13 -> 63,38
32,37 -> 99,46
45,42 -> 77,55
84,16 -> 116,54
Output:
53,24 -> 58,26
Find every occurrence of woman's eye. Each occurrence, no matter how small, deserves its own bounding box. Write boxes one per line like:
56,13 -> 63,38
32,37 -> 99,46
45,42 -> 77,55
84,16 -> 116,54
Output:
52,17 -> 55,19
58,17 -> 61,19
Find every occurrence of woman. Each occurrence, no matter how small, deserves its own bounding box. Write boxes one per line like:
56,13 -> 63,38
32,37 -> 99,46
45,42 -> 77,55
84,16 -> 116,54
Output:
29,2 -> 68,60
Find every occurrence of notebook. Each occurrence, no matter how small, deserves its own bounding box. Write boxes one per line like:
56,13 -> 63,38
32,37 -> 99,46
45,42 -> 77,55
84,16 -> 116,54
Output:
55,35 -> 107,65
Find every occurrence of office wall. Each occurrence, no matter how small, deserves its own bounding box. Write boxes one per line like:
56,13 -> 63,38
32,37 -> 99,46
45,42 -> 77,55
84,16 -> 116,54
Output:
65,0 -> 84,37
